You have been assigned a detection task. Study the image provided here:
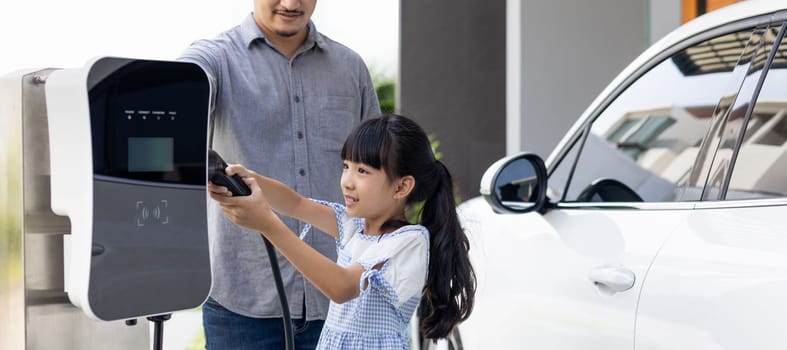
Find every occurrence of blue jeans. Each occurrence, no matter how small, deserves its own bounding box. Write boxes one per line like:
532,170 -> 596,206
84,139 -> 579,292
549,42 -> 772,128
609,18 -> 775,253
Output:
203,297 -> 324,350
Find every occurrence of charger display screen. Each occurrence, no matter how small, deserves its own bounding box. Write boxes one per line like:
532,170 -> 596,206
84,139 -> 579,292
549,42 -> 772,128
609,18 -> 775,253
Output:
128,137 -> 174,172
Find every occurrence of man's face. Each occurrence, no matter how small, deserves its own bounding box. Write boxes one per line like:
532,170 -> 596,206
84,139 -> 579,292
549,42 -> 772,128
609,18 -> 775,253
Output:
253,0 -> 317,38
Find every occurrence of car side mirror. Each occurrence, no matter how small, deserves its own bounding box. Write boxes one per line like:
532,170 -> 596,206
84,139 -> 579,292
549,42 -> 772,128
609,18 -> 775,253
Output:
480,153 -> 548,214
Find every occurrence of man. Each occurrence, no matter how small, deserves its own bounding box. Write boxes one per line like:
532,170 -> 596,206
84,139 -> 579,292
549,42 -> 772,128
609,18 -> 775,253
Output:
179,0 -> 380,348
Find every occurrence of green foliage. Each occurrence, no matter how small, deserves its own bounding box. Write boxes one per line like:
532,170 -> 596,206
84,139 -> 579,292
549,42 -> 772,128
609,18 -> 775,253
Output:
370,67 -> 396,114
185,326 -> 205,350
376,82 -> 395,113
184,306 -> 205,350
430,137 -> 443,161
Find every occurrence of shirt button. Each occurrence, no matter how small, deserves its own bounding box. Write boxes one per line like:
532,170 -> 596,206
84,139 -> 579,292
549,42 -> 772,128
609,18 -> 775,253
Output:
299,169 -> 306,176
297,131 -> 303,139
294,96 -> 301,103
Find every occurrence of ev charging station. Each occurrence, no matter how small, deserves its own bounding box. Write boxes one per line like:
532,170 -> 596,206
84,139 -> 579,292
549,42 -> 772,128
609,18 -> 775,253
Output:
0,57 -> 212,349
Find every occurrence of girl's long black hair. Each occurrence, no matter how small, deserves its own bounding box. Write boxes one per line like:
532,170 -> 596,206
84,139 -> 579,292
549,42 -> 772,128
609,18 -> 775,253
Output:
340,114 -> 476,339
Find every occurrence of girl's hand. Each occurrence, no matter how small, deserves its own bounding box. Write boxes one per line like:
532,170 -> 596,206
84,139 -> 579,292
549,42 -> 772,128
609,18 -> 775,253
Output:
207,164 -> 253,197
208,165 -> 282,233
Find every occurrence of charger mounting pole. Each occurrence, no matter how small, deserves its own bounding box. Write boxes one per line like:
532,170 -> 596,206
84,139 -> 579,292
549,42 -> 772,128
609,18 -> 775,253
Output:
147,314 -> 172,350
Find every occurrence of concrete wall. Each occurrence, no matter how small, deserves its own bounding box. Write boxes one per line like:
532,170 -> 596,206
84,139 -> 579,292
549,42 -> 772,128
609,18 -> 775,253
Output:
399,0 -> 506,199
513,0 -> 648,157
400,0 -> 678,198
650,0 -> 682,44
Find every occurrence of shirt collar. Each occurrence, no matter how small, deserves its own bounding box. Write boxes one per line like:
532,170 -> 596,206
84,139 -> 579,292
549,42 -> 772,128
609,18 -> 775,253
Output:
241,13 -> 327,51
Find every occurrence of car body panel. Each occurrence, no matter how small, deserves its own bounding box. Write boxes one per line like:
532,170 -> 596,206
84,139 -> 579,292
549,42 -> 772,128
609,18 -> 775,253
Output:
458,198 -> 689,349
454,1 -> 787,349
636,203 -> 787,349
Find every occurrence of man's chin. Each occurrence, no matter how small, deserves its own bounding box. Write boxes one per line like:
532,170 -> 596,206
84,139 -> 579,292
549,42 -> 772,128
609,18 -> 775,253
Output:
275,30 -> 300,38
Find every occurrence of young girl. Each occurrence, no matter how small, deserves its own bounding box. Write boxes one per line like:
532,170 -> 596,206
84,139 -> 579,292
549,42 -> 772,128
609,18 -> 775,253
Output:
209,114 -> 476,349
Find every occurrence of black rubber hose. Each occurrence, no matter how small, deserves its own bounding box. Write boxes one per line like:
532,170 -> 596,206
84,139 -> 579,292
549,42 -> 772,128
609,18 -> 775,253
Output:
262,236 -> 295,350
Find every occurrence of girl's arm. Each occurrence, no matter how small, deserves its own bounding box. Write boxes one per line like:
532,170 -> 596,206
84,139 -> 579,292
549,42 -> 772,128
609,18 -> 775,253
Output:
211,175 -> 362,303
209,164 -> 339,238
258,215 -> 363,303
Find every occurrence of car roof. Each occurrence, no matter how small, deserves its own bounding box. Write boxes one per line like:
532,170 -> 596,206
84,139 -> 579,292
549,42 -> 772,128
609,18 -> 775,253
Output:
546,0 -> 787,167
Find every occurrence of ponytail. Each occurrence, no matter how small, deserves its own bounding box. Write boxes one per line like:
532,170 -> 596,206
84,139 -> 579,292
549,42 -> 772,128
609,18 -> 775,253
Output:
340,114 -> 476,339
418,161 -> 476,339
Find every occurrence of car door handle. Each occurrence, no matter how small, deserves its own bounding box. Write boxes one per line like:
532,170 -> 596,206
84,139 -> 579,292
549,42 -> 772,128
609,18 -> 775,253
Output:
588,266 -> 635,293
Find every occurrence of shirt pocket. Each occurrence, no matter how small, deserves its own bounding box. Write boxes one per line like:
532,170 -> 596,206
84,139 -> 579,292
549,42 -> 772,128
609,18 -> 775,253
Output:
317,95 -> 361,152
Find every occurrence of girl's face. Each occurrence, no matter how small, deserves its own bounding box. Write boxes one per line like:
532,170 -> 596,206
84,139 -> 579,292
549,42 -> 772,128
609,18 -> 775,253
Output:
340,160 -> 403,230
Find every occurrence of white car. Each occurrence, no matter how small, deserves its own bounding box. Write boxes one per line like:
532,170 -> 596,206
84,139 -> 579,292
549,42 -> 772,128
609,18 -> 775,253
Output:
441,1 -> 787,349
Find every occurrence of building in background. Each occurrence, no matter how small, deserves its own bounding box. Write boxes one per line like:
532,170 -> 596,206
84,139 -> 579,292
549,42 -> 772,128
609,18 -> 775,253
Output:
682,0 -> 742,23
399,0 -> 742,200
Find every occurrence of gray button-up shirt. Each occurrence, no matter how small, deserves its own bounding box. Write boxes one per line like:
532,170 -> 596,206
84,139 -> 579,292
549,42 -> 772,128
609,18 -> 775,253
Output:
179,14 -> 380,319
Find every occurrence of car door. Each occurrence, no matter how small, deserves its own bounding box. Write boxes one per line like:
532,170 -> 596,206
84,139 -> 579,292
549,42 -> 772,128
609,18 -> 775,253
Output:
458,20 -> 766,350
635,20 -> 787,350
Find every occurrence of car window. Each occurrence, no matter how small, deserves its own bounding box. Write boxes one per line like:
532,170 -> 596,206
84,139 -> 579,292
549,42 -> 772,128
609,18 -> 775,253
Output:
552,27 -> 765,203
722,24 -> 787,200
681,27 -> 772,200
